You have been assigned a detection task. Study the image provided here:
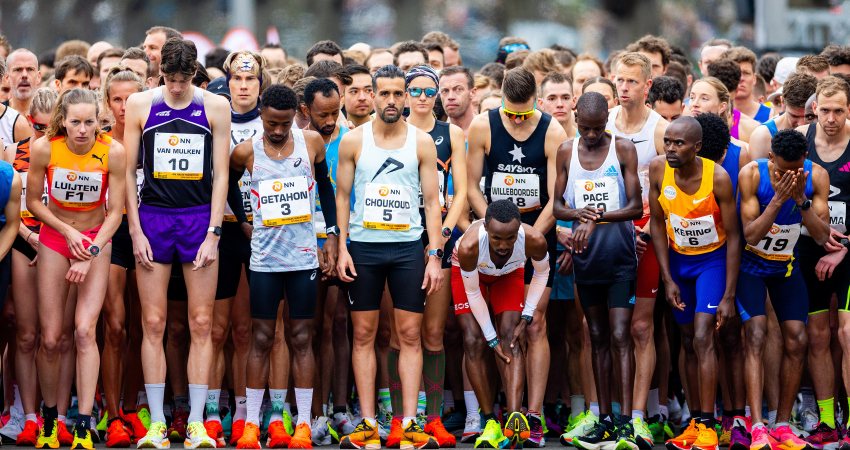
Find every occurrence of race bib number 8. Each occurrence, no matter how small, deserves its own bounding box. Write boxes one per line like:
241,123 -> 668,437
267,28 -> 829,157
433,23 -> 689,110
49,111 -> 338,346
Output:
669,212 -> 719,249
746,223 -> 800,261
490,172 -> 541,212
51,168 -> 103,208
363,182 -> 412,231
574,177 -> 620,212
258,176 -> 312,226
153,132 -> 205,180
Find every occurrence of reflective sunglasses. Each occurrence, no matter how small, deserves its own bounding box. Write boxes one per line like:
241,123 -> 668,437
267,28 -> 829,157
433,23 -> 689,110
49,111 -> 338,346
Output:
502,101 -> 535,121
28,116 -> 48,132
408,87 -> 438,98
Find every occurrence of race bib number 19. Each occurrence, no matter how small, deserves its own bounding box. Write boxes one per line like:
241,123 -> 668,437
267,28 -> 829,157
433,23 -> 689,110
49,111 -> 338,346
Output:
363,182 -> 412,231
258,176 -> 312,226
153,132 -> 205,180
747,223 -> 800,261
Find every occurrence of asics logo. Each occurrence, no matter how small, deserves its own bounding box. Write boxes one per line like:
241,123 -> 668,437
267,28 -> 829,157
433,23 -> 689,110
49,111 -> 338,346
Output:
434,136 -> 444,146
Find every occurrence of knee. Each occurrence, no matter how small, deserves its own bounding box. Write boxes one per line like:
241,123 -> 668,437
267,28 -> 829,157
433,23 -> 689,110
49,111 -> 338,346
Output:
784,327 -> 808,355
631,317 -> 654,346
74,322 -> 97,350
289,325 -> 313,353
610,324 -> 631,350
808,324 -> 830,352
39,331 -> 61,354
745,324 -> 767,354
693,326 -> 714,350
587,322 -> 609,348
144,314 -> 167,340
422,322 -> 444,351
252,327 -> 275,353
211,322 -> 228,348
231,321 -> 251,348
17,328 -> 38,354
104,317 -> 127,347
680,331 -> 696,354
396,325 -> 422,349
463,333 -> 486,361
527,318 -> 547,342
188,313 -> 212,338
352,325 -> 377,347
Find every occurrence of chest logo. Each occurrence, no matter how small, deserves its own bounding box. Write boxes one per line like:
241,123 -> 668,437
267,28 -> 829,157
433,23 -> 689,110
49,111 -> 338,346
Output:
372,157 -> 405,181
509,144 -> 525,163
663,186 -> 676,200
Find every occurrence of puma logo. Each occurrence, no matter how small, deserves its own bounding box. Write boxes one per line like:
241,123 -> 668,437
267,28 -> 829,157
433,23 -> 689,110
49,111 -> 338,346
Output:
91,154 -> 105,164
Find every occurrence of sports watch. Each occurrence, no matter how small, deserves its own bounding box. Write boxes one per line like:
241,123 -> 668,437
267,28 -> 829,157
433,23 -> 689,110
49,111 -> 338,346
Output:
441,226 -> 452,238
428,248 -> 444,259
798,199 -> 812,211
208,226 -> 222,237
326,225 -> 340,236
89,245 -> 100,257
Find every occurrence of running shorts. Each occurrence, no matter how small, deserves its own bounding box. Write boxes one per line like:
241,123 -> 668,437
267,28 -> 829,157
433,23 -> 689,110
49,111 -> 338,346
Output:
550,252 -> 575,301
110,218 -> 134,269
798,237 -> 850,314
668,246 -> 727,325
346,240 -> 426,313
216,221 -> 250,299
576,280 -> 636,310
736,269 -> 808,323
249,269 -> 318,320
139,203 -> 210,264
40,223 -> 102,260
524,229 -> 556,286
450,264 -> 525,316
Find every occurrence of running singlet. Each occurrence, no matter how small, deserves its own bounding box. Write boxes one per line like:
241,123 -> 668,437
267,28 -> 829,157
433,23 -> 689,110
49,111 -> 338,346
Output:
721,141 -> 742,195
566,136 -> 637,284
315,125 -> 348,238
804,124 -> 850,234
224,115 -> 262,222
0,106 -> 21,147
606,105 -> 662,218
349,121 -> 422,242
47,134 -> 110,212
250,128 -> 318,272
418,120 -> 451,211
13,138 -> 47,229
484,108 -> 551,223
0,161 -> 13,223
754,103 -> 771,123
742,159 -> 813,276
450,219 -> 526,276
764,118 -> 779,138
140,87 -> 213,208
731,109 -> 741,140
659,158 -> 727,255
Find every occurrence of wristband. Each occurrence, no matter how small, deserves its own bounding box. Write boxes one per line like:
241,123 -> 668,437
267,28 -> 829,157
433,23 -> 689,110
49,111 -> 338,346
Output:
487,337 -> 501,349
521,314 -> 533,324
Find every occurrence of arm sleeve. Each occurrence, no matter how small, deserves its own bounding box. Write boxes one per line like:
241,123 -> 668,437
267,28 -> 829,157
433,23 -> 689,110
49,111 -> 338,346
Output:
522,253 -> 551,317
315,158 -> 337,228
460,268 -> 498,341
227,167 -> 248,225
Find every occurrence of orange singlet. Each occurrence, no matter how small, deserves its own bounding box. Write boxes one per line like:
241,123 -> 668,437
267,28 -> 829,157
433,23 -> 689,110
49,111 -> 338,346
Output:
46,133 -> 110,212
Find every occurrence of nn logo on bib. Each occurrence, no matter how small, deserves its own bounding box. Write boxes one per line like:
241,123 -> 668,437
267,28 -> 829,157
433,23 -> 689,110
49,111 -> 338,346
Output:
378,186 -> 400,196
66,172 -> 78,182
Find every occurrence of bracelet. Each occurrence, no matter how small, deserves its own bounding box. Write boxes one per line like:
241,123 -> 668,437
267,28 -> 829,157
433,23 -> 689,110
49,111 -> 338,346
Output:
26,230 -> 33,243
487,337 -> 501,349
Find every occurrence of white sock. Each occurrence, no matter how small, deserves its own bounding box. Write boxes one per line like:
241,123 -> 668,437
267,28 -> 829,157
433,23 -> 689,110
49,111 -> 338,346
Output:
745,406 -> 751,418
188,384 -> 208,424
632,410 -> 644,420
570,395 -> 585,419
659,405 -> 669,421
647,389 -> 660,418
464,391 -> 479,419
25,413 -> 37,423
145,383 -> 166,424
403,416 -> 415,428
246,389 -> 264,426
768,410 -> 777,428
590,402 -> 600,416
235,396 -> 247,421
270,389 -> 286,422
295,388 -> 313,425
206,389 -> 221,423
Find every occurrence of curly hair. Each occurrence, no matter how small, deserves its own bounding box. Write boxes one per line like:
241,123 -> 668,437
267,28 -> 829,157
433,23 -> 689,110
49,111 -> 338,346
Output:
648,76 -> 685,104
707,59 -> 742,95
771,129 -> 808,162
693,112 -> 731,163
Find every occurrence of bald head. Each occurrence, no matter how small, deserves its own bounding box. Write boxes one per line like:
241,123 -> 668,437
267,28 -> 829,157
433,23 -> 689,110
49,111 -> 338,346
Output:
671,116 -> 703,142
664,116 -> 703,167
576,91 -> 609,119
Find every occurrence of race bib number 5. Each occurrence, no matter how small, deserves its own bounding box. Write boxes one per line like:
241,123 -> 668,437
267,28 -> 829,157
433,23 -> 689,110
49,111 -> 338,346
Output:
258,176 -> 312,226
669,212 -> 719,249
51,168 -> 103,208
363,183 -> 412,231
153,132 -> 205,180
490,172 -> 541,212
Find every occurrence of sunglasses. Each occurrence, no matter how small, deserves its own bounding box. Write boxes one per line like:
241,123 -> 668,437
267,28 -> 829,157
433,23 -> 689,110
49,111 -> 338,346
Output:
408,87 -> 438,98
502,101 -> 535,122
32,122 -> 48,132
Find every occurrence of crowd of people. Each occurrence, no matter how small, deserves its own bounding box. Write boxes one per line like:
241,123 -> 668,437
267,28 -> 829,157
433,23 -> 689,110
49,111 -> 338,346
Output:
0,23 -> 850,450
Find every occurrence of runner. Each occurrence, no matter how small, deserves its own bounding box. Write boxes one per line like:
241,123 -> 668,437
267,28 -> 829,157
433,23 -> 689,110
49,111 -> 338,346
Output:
439,67 -> 477,136
343,65 -> 374,129
538,72 -> 577,138
582,77 -> 618,110
467,67 -> 567,447
625,35 -> 672,79
142,26 -> 181,80
687,78 -> 751,156
52,56 -> 93,94
451,199 -> 550,449
571,55 -> 604,101
228,83 -> 337,450
335,64 -> 442,450
737,129 -> 832,450
649,117 -> 740,450
123,37 -> 230,449
721,47 -> 772,123
749,73 -> 818,159
705,60 -> 760,143
649,76 -> 685,123
5,49 -> 41,117
554,91 -> 643,450
27,88 -> 127,450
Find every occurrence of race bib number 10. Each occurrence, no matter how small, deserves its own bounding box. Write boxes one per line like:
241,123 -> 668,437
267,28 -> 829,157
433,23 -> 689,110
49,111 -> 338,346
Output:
258,176 -> 312,226
153,132 -> 205,180
363,183 -> 412,231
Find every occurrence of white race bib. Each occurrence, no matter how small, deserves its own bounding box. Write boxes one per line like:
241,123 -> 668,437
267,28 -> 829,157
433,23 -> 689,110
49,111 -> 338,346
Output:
829,200 -> 847,233
639,167 -> 650,214
224,170 -> 253,222
314,210 -> 328,238
20,172 -> 48,218
258,176 -> 312,226
418,170 -> 446,209
51,168 -> 103,208
490,172 -> 541,212
747,223 -> 800,261
574,177 -> 620,213
153,132 -> 205,180
363,182 -> 412,231
669,212 -> 719,249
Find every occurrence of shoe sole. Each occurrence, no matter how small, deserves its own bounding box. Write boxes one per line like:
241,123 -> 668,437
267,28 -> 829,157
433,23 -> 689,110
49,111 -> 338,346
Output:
666,442 -> 693,450
573,439 -> 608,450
463,433 -> 482,443
615,439 -> 639,450
339,438 -> 381,450
474,438 -> 510,449
634,437 -> 653,450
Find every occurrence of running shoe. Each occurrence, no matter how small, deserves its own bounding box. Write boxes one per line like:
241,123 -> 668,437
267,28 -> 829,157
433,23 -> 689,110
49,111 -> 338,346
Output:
98,413 -> 110,435
504,412 -> 531,444
266,420 -> 292,448
692,423 -> 719,450
18,419 -> 39,446
806,422 -> 839,447
57,422 -> 74,446
106,418 -> 134,448
386,418 -> 403,449
770,425 -> 813,450
474,419 -> 509,449
339,419 -> 381,450
462,413 -> 483,444
749,425 -> 776,450
137,408 -> 152,431
800,411 -> 819,434
441,410 -> 466,433
416,413 -> 428,430
137,421 -> 169,449
632,417 -> 653,450
572,419 -> 613,450
235,423 -> 260,449
567,412 -> 587,434
125,413 -> 148,442
169,410 -> 188,442
311,416 -> 332,447
36,420 -> 60,449
184,421 -> 216,449
283,411 -> 295,436
401,421 -> 438,449
561,412 -> 599,447
526,414 -> 545,448
423,417 -> 456,448
289,423 -> 312,449
666,419 -> 701,450
229,420 -> 245,447
202,421 -> 225,448
0,409 -> 23,443
613,421 -> 638,450
730,422 -> 751,450
839,435 -> 850,450
719,418 -> 733,448
546,413 -> 563,438
332,412 -> 357,437
71,429 -> 95,450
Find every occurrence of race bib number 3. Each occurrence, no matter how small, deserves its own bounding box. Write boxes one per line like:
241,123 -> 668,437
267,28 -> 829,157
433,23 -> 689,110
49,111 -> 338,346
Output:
669,212 -> 719,249
51,168 -> 103,208
746,223 -> 800,261
153,132 -> 205,180
490,172 -> 541,212
363,183 -> 412,231
259,176 -> 312,226
574,177 -> 620,212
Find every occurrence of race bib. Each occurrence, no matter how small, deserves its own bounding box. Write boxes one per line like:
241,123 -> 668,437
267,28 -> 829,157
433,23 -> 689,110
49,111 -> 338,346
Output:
490,172 -> 541,212
746,223 -> 800,261
829,200 -> 847,233
639,167 -> 650,214
50,168 -> 103,208
258,176 -> 311,226
573,177 -> 620,213
669,212 -> 719,249
153,132 -> 205,180
363,182 -> 412,231
314,210 -> 327,238
20,172 -> 48,218
418,171 -> 446,209
224,170 -> 253,222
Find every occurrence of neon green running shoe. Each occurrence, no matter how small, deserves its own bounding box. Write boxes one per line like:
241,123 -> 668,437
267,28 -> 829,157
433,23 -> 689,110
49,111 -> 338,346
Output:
475,418 -> 510,449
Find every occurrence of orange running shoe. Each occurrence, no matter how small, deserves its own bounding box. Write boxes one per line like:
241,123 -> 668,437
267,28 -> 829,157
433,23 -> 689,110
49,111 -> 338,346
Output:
229,419 -> 245,447
424,417 -> 457,448
57,422 -> 74,446
105,419 -> 132,448
386,418 -> 403,449
235,423 -> 260,449
123,412 -> 148,443
288,423 -> 312,449
339,419 -> 381,450
667,419 -> 701,450
401,420 -> 439,449
203,421 -> 225,448
692,423 -> 719,450
17,420 -> 39,446
265,421 -> 291,449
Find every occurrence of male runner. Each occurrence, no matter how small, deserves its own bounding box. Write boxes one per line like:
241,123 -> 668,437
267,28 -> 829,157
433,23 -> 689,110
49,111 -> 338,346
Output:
306,41 -> 344,67
649,117 -> 740,450
649,76 -> 686,123
142,26 -> 181,79
737,129 -> 832,450
393,42 -> 428,72
439,67 -> 477,136
123,37 -> 231,449
467,67 -> 567,447
451,199 -> 550,449
625,35 -> 672,79
537,72 -> 576,138
52,56 -> 93,94
721,47 -> 772,123
554,92 -> 643,450
335,65 -> 442,450
5,49 -> 41,123
343,65 -> 374,128
698,39 -> 733,77
748,73 -> 818,159
0,60 -> 31,150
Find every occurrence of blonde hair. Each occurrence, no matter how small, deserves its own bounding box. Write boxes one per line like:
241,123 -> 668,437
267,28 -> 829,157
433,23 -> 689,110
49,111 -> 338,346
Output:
46,88 -> 101,140
816,75 -> 850,101
522,49 -> 560,75
29,88 -> 59,116
101,65 -> 143,110
693,76 -> 731,116
615,52 -> 652,81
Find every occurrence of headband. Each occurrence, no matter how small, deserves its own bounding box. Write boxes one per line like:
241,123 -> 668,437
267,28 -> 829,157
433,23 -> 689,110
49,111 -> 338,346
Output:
405,65 -> 439,87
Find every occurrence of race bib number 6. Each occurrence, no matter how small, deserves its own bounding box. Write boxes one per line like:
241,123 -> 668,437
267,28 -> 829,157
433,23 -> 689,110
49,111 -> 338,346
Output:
258,176 -> 312,226
153,132 -> 205,180
669,212 -> 719,249
363,182 -> 412,231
